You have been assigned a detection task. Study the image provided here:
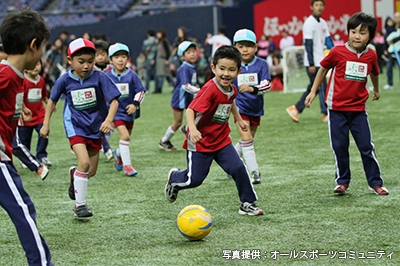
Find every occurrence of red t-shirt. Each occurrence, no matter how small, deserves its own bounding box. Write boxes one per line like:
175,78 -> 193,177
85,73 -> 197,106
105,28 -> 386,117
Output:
0,61 -> 25,161
19,75 -> 47,126
322,44 -> 379,111
183,78 -> 237,152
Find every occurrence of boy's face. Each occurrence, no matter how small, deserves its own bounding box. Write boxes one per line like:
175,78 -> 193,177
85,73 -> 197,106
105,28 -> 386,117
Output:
182,46 -> 197,64
348,24 -> 370,52
95,49 -> 108,65
109,51 -> 129,74
311,1 -> 325,17
67,53 -> 95,79
234,41 -> 257,64
26,61 -> 41,76
211,58 -> 241,91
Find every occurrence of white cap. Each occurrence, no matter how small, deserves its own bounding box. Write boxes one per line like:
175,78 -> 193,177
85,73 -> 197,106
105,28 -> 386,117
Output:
108,43 -> 130,57
177,41 -> 196,56
68,38 -> 96,56
233,29 -> 256,44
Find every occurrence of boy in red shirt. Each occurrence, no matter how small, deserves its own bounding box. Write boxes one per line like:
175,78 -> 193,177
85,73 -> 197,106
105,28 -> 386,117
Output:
305,12 -> 388,195
165,46 -> 263,216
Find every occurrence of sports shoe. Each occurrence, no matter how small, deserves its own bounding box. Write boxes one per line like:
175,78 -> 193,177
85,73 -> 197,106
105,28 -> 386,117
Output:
68,166 -> 76,200
334,183 -> 348,194
286,105 -> 299,122
238,202 -> 263,216
251,170 -> 261,184
322,114 -> 328,122
36,164 -> 49,180
40,157 -> 52,167
383,84 -> 393,90
369,185 -> 389,195
165,168 -> 179,202
74,204 -> 93,220
113,149 -> 123,171
180,125 -> 187,135
104,149 -> 113,162
158,140 -> 177,151
124,165 -> 138,176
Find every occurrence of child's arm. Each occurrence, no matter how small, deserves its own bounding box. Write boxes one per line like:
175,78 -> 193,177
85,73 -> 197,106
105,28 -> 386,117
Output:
239,79 -> 271,95
100,98 -> 118,134
304,67 -> 329,108
186,108 -> 202,143
182,84 -> 200,94
370,74 -> 380,101
42,97 -> 57,112
39,99 -> 57,138
127,90 -> 145,115
231,101 -> 248,132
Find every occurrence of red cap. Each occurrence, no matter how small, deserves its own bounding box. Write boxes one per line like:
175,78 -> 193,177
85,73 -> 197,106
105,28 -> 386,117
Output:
68,38 -> 96,56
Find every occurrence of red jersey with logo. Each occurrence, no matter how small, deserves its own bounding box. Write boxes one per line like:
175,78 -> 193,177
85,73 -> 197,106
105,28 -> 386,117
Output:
322,44 -> 379,111
183,78 -> 237,152
19,74 -> 47,127
0,60 -> 25,161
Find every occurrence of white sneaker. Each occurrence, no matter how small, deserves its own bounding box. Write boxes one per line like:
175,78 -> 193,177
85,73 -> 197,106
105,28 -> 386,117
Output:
36,164 -> 49,180
104,149 -> 113,161
383,84 -> 393,90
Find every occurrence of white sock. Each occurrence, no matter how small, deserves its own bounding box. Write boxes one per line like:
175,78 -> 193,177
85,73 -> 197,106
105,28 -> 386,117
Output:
241,140 -> 258,173
234,141 -> 242,156
161,125 -> 176,143
105,127 -> 114,143
119,140 -> 131,166
74,170 -> 88,206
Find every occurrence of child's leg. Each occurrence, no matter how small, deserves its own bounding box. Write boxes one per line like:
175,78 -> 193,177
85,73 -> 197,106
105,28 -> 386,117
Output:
34,123 -> 49,160
161,109 -> 183,143
12,130 -> 41,171
170,150 -> 213,189
235,120 -> 259,174
117,125 -> 131,166
350,112 -> 383,187
72,144 -> 91,206
215,144 -> 258,203
329,110 -> 351,185
0,162 -> 53,265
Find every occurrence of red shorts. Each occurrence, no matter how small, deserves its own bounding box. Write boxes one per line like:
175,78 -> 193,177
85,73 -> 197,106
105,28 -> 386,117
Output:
234,114 -> 260,127
114,120 -> 134,130
69,136 -> 102,152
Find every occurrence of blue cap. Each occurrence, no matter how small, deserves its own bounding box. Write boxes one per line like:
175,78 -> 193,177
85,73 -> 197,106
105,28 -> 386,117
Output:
108,43 -> 130,57
233,29 -> 256,44
177,41 -> 196,56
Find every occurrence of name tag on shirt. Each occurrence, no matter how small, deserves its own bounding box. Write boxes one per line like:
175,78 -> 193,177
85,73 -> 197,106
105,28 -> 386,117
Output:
71,87 -> 97,110
237,73 -> 258,86
345,61 -> 367,82
212,104 -> 231,123
116,83 -> 130,98
13,92 -> 24,120
27,88 -> 42,102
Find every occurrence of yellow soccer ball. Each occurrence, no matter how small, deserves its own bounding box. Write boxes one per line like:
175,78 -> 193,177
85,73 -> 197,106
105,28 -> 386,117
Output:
177,205 -> 213,241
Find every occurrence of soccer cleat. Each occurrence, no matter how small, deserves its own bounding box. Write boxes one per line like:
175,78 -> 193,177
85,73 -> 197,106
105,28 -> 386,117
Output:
69,166 -> 76,200
180,125 -> 187,135
123,165 -> 138,176
322,114 -> 328,122
158,140 -> 177,151
286,105 -> 299,122
334,184 -> 348,194
165,168 -> 179,202
383,84 -> 393,90
74,204 -> 93,220
36,164 -> 49,180
113,149 -> 123,171
369,185 -> 389,195
251,170 -> 261,184
238,202 -> 263,216
40,157 -> 52,167
104,149 -> 113,162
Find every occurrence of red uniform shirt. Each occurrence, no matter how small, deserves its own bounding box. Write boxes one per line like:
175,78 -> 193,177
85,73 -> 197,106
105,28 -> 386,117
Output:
183,78 -> 236,152
19,74 -> 47,126
0,60 -> 25,161
322,44 -> 379,111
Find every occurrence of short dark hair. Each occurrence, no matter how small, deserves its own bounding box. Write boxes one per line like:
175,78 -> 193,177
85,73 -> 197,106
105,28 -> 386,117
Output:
311,0 -> 325,5
347,12 -> 377,43
0,9 -> 49,55
71,47 -> 96,58
212,45 -> 241,69
94,40 -> 109,53
147,29 -> 155,37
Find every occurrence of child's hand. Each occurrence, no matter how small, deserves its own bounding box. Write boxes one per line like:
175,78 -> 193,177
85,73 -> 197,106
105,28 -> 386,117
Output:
22,107 -> 32,122
237,120 -> 249,132
100,120 -> 113,134
239,84 -> 253,93
304,92 -> 316,108
372,90 -> 380,101
126,104 -> 137,115
39,125 -> 50,139
189,128 -> 202,143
